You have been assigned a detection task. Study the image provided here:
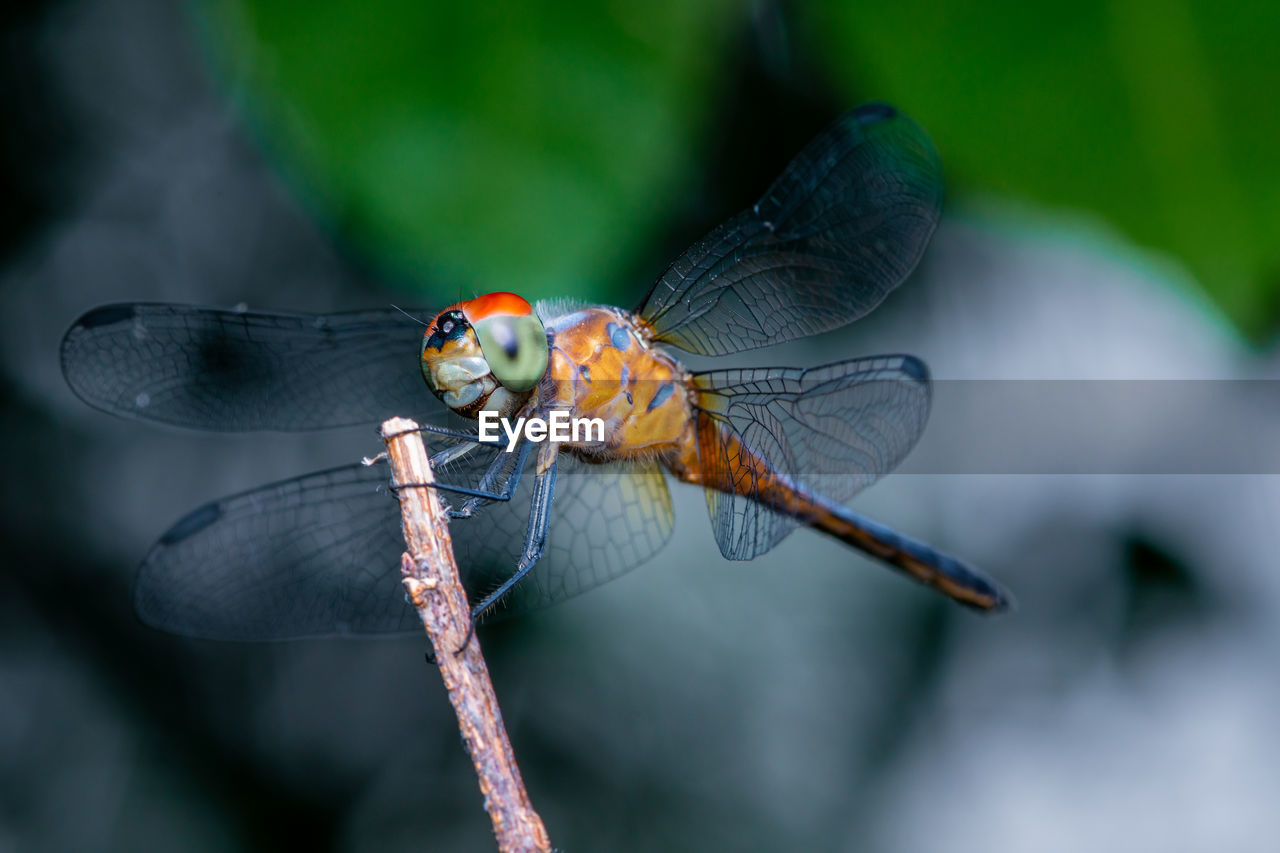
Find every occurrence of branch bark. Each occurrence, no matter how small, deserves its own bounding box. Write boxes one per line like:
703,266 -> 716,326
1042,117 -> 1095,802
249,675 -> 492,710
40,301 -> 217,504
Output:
379,417 -> 551,853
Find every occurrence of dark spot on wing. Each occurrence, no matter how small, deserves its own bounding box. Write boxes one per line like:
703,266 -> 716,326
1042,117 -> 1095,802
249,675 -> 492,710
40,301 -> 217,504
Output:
899,356 -> 929,383
646,382 -> 675,412
158,502 -> 222,545
856,102 -> 896,125
75,303 -> 138,329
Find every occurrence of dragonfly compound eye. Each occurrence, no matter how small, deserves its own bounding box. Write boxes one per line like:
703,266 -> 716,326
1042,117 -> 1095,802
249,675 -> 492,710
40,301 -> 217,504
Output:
473,311 -> 548,393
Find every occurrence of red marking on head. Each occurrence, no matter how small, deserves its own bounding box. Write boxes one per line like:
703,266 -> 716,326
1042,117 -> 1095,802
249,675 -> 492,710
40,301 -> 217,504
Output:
457,291 -> 533,323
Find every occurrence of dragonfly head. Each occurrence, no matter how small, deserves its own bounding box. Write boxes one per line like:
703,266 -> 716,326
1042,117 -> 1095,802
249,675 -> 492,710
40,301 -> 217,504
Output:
420,291 -> 548,418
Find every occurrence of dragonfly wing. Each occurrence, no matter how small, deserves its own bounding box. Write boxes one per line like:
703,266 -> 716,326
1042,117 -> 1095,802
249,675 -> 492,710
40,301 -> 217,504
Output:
455,452 -> 675,621
637,103 -> 942,356
61,303 -> 437,430
692,355 -> 930,560
135,462 -> 415,639
136,443 -> 674,639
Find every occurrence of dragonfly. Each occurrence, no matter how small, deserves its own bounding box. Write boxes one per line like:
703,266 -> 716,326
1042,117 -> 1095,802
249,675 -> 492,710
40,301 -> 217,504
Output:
61,102 -> 1011,640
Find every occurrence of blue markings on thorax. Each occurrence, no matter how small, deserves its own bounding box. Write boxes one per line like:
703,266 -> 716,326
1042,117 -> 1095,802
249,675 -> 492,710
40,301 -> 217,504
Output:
646,382 -> 675,412
606,321 -> 632,351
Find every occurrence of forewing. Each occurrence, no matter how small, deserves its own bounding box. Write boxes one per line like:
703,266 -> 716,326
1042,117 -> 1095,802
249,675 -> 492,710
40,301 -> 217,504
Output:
693,355 -> 930,560
61,303 -> 436,430
135,444 -> 674,639
638,103 -> 942,356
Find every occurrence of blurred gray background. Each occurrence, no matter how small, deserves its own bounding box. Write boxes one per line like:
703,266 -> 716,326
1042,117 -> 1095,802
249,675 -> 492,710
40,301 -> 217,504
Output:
3,1 -> 1279,851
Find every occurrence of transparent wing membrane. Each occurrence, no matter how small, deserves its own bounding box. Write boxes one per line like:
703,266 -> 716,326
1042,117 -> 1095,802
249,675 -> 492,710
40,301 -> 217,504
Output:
135,462 -> 415,639
63,101 -> 1005,631
135,441 -> 674,639
61,303 -> 435,430
474,454 -> 674,617
637,103 -> 942,356
692,356 -> 930,560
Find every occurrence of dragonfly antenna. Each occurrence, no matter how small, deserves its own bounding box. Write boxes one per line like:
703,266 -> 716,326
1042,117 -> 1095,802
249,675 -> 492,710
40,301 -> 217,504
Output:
390,304 -> 428,326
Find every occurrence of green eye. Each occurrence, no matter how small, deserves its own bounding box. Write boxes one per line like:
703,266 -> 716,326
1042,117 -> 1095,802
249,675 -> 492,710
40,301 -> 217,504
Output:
473,312 -> 548,392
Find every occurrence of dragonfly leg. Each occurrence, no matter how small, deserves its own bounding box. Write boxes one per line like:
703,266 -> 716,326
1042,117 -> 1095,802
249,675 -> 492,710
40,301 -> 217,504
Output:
429,441 -> 479,469
449,439 -> 531,520
390,439 -> 529,505
468,444 -> 560,622
389,478 -> 512,503
389,426 -> 528,505
383,420 -> 503,447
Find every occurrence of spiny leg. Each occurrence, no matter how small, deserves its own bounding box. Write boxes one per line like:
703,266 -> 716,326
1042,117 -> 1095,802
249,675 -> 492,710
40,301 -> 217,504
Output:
399,438 -> 543,655
389,431 -> 526,505
469,442 -> 560,622
429,440 -> 479,469
406,440 -> 531,662
382,420 -> 501,447
450,439 -> 531,520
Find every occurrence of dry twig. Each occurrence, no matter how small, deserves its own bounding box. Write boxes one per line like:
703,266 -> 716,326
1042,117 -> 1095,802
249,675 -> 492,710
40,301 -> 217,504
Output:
379,417 -> 552,853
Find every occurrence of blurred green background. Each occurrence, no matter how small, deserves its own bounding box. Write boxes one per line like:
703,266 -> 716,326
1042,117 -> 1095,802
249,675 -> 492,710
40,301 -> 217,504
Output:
202,0 -> 1279,338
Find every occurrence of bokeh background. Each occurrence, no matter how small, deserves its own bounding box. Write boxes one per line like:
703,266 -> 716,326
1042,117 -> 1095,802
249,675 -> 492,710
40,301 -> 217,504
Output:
4,1 -> 1280,851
